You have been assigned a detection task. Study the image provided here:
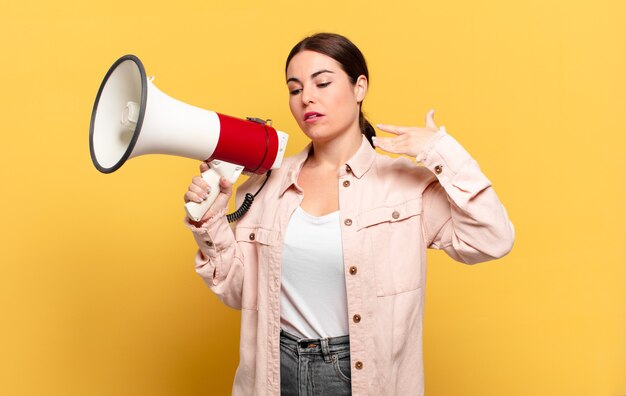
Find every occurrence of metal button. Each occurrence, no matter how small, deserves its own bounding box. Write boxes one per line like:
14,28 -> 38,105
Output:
392,211 -> 400,219
349,266 -> 358,275
355,361 -> 363,370
343,180 -> 350,187
249,233 -> 255,241
345,164 -> 352,173
344,219 -> 353,226
353,314 -> 361,323
205,240 -> 214,247
434,165 -> 443,174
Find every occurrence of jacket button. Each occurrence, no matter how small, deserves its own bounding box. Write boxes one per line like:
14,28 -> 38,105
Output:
249,233 -> 255,241
392,210 -> 400,219
345,164 -> 352,173
344,219 -> 352,226
205,240 -> 214,247
355,361 -> 363,370
349,266 -> 358,275
353,314 -> 361,323
434,165 -> 443,174
343,180 -> 350,187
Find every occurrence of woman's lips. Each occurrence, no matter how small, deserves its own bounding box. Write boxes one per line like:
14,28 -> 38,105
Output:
304,112 -> 324,122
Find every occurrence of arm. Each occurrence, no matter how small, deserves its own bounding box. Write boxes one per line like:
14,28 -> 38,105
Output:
375,110 -> 515,264
419,128 -> 515,263
183,164 -> 244,309
185,210 -> 245,309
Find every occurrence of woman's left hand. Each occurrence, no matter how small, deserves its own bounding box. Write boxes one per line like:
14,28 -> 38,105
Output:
373,109 -> 439,157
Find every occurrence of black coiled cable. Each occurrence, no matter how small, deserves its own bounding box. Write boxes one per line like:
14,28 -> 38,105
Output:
226,193 -> 254,223
226,170 -> 272,223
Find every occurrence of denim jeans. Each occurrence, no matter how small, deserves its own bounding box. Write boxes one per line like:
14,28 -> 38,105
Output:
280,330 -> 352,395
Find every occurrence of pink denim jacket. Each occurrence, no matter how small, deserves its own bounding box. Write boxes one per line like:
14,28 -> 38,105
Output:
186,127 -> 515,395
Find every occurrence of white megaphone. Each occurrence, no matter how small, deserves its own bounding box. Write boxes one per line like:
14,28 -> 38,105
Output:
89,55 -> 289,222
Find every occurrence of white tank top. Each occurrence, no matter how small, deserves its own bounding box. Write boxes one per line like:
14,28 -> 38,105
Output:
280,206 -> 349,339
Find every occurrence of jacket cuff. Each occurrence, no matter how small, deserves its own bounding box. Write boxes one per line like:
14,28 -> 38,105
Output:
415,126 -> 447,163
183,208 -> 229,260
419,126 -> 493,207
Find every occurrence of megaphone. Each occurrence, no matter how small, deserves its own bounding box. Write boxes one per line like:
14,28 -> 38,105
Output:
89,55 -> 289,222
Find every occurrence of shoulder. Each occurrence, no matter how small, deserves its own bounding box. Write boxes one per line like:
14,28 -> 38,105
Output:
370,152 -> 437,191
235,151 -> 300,202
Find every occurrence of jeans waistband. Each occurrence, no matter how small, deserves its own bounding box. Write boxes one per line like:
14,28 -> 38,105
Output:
280,329 -> 350,361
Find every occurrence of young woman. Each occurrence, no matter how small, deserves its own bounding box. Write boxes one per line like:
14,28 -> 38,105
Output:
184,32 -> 514,396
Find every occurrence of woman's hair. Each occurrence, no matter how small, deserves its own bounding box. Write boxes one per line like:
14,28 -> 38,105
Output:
285,32 -> 376,147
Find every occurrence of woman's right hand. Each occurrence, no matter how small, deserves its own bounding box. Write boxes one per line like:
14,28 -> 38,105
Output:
184,161 -> 233,224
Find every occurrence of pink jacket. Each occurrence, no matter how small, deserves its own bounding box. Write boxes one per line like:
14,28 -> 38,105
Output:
186,127 -> 515,395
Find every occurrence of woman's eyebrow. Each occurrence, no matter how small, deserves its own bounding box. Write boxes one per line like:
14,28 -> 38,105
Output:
311,69 -> 334,79
286,69 -> 335,84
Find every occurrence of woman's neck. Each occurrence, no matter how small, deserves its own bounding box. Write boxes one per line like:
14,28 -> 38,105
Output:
306,129 -> 363,171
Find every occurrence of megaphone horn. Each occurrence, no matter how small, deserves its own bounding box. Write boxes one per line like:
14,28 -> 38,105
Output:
89,54 -> 289,221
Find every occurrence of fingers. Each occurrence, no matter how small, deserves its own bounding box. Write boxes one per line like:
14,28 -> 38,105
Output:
376,124 -> 413,135
370,109 -> 441,158
186,162 -> 212,203
184,189 -> 206,203
184,176 -> 210,203
425,109 -> 437,130
372,135 -> 405,155
219,177 -> 233,194
184,175 -> 233,208
377,109 -> 438,135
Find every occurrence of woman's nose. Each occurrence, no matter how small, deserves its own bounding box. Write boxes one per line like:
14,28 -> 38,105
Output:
301,88 -> 315,105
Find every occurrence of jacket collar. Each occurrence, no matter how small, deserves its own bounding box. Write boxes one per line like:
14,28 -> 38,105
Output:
279,135 -> 376,197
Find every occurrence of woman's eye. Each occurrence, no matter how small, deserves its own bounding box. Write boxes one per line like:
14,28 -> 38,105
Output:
317,82 -> 331,88
289,88 -> 302,96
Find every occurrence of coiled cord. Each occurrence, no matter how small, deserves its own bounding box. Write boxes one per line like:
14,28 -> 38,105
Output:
226,193 -> 254,223
226,170 -> 272,223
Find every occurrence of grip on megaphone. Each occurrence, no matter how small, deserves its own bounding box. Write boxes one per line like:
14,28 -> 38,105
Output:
184,160 -> 244,222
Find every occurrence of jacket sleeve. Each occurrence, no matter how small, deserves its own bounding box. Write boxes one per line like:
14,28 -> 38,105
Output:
184,208 -> 244,310
419,126 -> 515,264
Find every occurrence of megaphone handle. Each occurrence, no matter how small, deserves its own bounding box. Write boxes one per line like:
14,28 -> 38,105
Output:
184,168 -> 221,222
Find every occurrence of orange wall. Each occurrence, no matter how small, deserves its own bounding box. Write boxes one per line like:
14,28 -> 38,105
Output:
1,0 -> 624,394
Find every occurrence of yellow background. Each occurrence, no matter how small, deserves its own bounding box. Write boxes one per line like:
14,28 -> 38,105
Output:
1,0 -> 624,395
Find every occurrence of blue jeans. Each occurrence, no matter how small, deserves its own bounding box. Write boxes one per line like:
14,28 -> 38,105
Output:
280,330 -> 352,395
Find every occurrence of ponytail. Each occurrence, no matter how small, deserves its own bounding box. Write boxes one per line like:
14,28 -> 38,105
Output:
359,110 -> 376,148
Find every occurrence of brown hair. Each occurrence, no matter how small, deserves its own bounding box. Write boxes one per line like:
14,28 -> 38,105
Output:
285,33 -> 376,147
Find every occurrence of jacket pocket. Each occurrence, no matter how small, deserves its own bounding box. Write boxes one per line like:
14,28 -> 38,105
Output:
357,197 -> 424,296
234,226 -> 279,310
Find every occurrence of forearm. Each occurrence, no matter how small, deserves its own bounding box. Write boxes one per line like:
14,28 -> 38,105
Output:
421,127 -> 515,263
185,209 -> 244,309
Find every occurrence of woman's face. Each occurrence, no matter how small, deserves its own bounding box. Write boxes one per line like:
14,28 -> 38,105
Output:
286,50 -> 367,144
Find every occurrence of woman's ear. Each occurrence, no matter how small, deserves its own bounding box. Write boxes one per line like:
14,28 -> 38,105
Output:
355,75 -> 368,103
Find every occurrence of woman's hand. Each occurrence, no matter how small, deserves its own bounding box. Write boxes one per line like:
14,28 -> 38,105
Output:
373,109 -> 439,158
184,161 -> 233,224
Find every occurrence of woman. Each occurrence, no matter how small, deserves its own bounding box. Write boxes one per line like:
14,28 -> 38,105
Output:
184,32 -> 514,396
